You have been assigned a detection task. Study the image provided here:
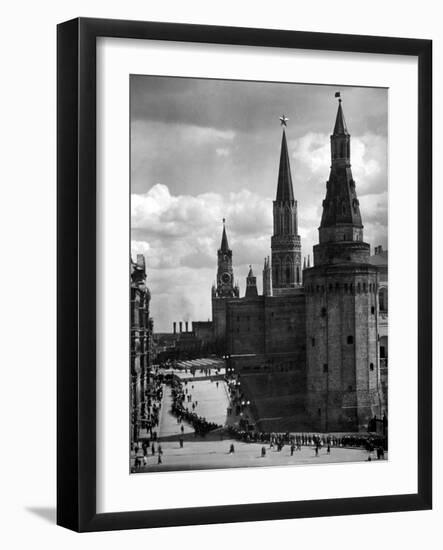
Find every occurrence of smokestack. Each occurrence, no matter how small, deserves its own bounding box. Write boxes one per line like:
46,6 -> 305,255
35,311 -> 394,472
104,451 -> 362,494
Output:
185,321 -> 189,332
173,322 -> 176,335
179,321 -> 183,333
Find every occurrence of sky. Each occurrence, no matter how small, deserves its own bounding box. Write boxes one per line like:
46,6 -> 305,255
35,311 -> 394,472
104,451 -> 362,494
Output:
131,76 -> 388,332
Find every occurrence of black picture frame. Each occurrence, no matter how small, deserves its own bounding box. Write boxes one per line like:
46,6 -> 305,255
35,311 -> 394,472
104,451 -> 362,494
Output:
57,17 -> 432,532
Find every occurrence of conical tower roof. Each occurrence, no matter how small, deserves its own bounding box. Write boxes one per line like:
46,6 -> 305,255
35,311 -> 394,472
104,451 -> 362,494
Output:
220,218 -> 230,252
276,130 -> 295,202
333,100 -> 349,135
320,98 -> 362,230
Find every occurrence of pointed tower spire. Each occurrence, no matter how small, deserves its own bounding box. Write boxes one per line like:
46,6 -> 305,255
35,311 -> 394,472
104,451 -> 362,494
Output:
333,97 -> 349,136
271,115 -> 302,295
220,217 -> 229,252
319,94 -> 362,237
214,219 -> 237,298
313,93 -> 370,266
276,127 -> 295,202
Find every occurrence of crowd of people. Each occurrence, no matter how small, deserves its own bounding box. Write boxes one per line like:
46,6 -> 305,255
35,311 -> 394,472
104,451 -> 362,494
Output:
169,376 -> 221,436
131,439 -> 165,471
225,426 -> 387,453
139,372 -> 164,438
131,366 -> 387,471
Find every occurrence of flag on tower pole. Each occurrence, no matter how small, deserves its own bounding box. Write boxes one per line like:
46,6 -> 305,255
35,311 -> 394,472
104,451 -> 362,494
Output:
335,91 -> 341,98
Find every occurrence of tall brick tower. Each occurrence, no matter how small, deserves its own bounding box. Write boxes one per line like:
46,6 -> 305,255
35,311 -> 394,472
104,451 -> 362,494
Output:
271,116 -> 302,296
304,95 -> 383,432
212,219 -> 239,352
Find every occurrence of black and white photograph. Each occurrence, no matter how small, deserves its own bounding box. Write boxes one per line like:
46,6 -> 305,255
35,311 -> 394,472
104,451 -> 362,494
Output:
130,76 -> 388,472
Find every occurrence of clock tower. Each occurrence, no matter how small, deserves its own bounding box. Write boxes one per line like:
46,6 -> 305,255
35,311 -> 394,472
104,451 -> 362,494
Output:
215,219 -> 238,298
212,219 -> 239,354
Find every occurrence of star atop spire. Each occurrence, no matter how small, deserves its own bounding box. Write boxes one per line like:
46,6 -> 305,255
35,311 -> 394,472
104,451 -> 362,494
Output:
279,114 -> 289,127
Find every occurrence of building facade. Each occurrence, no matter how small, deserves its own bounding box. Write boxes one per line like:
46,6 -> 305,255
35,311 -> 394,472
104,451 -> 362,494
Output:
130,254 -> 154,443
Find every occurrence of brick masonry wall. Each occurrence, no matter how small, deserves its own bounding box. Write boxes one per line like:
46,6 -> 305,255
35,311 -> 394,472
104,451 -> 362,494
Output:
304,263 -> 383,431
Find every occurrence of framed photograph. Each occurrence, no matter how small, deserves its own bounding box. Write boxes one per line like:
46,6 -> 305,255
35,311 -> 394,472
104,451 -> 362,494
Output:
57,17 -> 432,532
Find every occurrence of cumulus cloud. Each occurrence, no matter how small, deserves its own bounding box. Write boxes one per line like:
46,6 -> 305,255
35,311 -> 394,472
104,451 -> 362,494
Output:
130,79 -> 388,332
133,171 -> 387,331
131,184 -> 275,330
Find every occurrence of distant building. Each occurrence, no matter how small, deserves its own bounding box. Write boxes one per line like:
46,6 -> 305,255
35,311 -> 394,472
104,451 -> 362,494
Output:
369,245 -> 388,410
130,254 -> 154,443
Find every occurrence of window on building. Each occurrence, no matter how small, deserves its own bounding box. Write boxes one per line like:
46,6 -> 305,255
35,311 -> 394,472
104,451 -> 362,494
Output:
347,335 -> 354,344
311,337 -> 315,347
371,306 -> 375,315
286,266 -> 290,282
323,364 -> 328,373
379,287 -> 388,312
370,363 -> 374,371
321,307 -> 327,317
